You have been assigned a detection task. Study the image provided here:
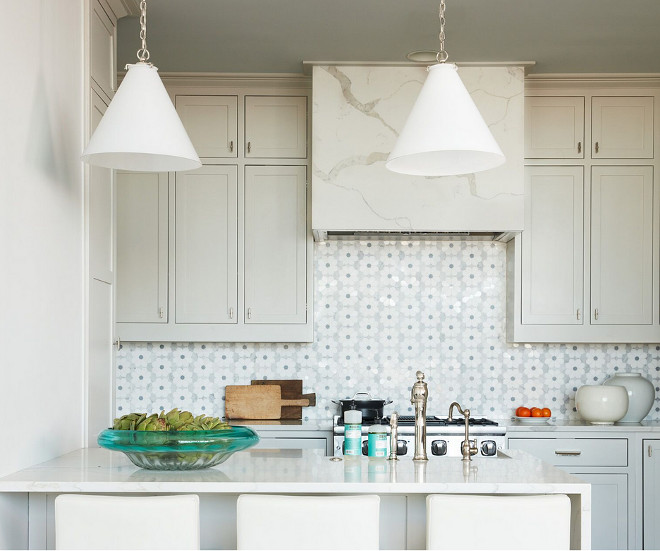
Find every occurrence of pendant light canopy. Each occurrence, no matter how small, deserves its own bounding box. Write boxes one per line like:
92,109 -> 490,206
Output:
81,1 -> 201,172
386,1 -> 505,177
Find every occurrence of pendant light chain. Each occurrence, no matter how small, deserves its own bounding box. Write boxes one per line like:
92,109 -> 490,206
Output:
136,0 -> 151,63
437,0 -> 449,63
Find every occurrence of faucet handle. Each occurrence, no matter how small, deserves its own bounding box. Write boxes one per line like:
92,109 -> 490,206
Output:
416,371 -> 425,381
469,439 -> 478,456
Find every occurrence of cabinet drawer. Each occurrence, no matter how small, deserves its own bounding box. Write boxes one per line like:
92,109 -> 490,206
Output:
508,438 -> 627,467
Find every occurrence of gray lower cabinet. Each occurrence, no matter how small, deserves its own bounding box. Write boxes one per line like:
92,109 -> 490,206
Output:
643,439 -> 660,549
508,437 -> 630,550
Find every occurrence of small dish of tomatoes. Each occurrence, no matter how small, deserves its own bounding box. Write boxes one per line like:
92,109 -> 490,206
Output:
514,406 -> 552,424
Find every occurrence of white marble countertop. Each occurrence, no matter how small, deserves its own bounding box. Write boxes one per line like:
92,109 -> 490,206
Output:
503,418 -> 660,432
0,447 -> 589,495
226,419 -> 332,432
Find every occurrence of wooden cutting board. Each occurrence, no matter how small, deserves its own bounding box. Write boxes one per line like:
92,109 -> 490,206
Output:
251,379 -> 316,419
225,385 -> 310,420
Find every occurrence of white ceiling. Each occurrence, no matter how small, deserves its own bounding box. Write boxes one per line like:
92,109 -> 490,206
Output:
117,0 -> 660,75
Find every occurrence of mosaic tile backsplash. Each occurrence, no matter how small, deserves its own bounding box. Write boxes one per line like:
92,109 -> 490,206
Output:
116,240 -> 660,421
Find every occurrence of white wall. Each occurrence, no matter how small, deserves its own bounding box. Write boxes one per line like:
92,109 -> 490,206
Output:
0,0 -> 84,547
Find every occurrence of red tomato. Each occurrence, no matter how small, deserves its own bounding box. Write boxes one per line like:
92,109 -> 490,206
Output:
516,407 -> 531,417
531,408 -> 543,417
541,408 -> 552,417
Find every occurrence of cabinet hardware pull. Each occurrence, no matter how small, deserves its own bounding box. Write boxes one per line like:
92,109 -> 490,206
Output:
576,308 -> 581,321
159,307 -> 164,319
650,445 -> 653,458
595,141 -> 599,154
577,141 -> 582,154
555,450 -> 581,456
229,307 -> 234,319
247,308 -> 252,319
113,338 -> 121,351
229,140 -> 234,153
247,141 -> 251,154
594,308 -> 599,320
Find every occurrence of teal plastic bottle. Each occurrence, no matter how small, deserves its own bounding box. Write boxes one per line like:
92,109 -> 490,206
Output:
343,409 -> 362,456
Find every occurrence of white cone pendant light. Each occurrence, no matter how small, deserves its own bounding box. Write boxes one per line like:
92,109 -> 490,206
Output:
81,1 -> 201,172
386,1 -> 504,177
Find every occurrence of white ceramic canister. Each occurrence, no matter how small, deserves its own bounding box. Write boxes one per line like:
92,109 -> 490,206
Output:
603,372 -> 655,423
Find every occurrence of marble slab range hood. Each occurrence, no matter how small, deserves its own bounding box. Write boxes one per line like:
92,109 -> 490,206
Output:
311,65 -> 524,242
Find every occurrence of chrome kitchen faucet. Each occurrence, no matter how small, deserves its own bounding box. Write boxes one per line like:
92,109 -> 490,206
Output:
411,371 -> 429,461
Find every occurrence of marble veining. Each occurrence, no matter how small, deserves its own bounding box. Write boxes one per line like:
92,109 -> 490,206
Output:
311,65 -> 525,232
116,240 -> 660,422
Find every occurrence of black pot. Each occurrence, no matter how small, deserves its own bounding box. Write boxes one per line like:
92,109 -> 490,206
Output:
333,392 -> 393,422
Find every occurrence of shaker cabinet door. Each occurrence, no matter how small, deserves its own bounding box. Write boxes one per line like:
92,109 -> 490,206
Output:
591,166 -> 654,325
115,172 -> 169,323
525,96 -> 584,158
175,166 -> 238,324
644,440 -> 660,550
244,166 -> 307,323
245,96 -> 307,158
176,95 -> 238,158
522,166 -> 584,324
592,96 -> 654,159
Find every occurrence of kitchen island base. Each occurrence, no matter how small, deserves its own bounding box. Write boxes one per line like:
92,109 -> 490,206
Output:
0,448 -> 590,550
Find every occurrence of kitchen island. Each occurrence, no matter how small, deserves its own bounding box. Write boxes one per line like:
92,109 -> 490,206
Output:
0,447 -> 590,550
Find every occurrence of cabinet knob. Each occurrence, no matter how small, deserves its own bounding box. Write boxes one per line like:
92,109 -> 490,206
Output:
576,308 -> 581,321
594,141 -> 599,154
577,141 -> 582,154
247,141 -> 251,154
247,307 -> 252,319
159,307 -> 164,319
650,445 -> 653,458
229,140 -> 234,153
113,338 -> 121,351
594,308 -> 599,320
229,307 -> 234,319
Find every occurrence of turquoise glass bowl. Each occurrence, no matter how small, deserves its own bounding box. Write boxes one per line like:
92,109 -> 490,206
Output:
98,427 -> 259,470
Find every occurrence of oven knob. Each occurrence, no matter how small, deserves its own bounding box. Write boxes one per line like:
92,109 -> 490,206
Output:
397,440 -> 408,456
362,440 -> 369,456
431,440 -> 447,456
481,440 -> 497,456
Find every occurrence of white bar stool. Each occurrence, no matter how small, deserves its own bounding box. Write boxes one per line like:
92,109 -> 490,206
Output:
426,494 -> 571,550
236,494 -> 380,550
55,494 -> 200,550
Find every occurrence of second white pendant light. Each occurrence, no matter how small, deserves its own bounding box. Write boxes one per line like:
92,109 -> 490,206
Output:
386,1 -> 505,177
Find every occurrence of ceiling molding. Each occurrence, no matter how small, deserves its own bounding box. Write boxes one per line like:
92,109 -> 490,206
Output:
301,60 -> 537,75
106,0 -> 139,19
156,72 -> 311,89
526,73 -> 660,89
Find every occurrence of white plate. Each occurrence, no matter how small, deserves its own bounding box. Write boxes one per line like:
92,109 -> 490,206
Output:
514,416 -> 552,425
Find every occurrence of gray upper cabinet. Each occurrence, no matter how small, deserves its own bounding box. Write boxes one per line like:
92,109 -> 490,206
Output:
244,166 -> 307,324
525,97 -> 584,158
509,85 -> 660,343
245,96 -> 307,158
175,166 -> 238,324
176,96 -> 238,158
592,96 -> 654,159
115,85 -> 312,343
115,172 -> 169,324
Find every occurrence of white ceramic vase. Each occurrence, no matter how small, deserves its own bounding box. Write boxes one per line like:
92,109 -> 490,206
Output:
575,384 -> 629,425
603,372 -> 655,423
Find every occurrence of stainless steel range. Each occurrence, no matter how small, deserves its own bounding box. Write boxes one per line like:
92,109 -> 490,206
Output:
332,415 -> 506,458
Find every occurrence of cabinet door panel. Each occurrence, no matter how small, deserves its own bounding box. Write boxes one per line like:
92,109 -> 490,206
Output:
525,97 -> 584,158
88,278 -> 113,445
89,92 -> 113,284
522,166 -> 583,324
567,472 -> 627,551
245,96 -> 307,158
644,439 -> 660,550
116,172 -> 168,323
592,97 -> 654,158
90,0 -> 115,100
245,166 -> 307,323
176,96 -> 238,158
591,166 -> 653,325
175,166 -> 238,324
